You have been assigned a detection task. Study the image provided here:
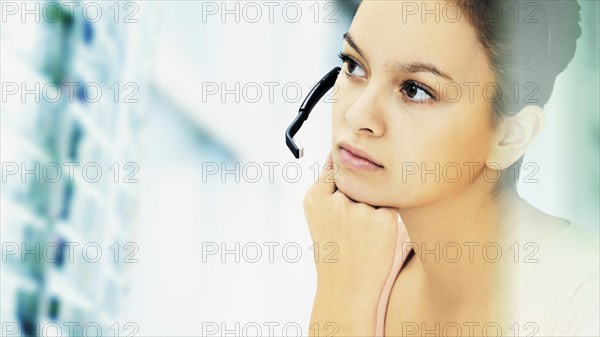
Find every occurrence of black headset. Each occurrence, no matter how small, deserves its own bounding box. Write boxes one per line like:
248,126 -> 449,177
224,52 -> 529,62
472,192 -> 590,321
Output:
285,67 -> 340,158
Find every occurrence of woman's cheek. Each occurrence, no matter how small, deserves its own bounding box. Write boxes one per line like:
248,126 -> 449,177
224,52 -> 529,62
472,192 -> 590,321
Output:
332,81 -> 357,121
383,139 -> 465,207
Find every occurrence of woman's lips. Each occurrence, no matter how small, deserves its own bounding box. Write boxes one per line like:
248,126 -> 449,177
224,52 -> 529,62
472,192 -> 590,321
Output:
338,147 -> 384,171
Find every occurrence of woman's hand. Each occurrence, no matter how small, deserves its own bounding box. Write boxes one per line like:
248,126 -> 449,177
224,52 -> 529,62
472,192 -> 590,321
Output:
304,151 -> 400,337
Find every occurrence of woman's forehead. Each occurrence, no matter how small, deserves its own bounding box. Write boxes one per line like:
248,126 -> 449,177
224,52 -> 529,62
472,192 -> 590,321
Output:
350,0 -> 491,83
352,0 -> 473,44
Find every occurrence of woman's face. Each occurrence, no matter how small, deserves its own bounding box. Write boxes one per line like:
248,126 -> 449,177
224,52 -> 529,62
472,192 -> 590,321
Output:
332,0 -> 498,208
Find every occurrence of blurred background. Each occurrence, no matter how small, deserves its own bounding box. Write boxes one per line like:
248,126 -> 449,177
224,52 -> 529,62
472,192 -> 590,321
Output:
0,1 -> 598,336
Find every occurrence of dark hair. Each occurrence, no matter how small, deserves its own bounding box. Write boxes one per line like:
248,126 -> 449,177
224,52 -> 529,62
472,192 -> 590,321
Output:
454,0 -> 582,192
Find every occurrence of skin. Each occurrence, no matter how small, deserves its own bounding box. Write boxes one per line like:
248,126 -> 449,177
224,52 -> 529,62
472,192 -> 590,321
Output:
304,1 -> 570,336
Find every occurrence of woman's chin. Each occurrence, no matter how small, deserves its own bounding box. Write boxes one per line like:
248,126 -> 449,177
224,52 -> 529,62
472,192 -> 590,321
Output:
335,175 -> 392,208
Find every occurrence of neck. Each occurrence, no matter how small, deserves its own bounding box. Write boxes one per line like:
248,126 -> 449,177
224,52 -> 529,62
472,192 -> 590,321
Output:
398,175 -> 521,317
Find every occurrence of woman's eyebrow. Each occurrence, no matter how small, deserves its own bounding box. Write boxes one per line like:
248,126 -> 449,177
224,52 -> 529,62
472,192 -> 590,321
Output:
343,32 -> 454,82
343,32 -> 368,62
388,62 -> 455,82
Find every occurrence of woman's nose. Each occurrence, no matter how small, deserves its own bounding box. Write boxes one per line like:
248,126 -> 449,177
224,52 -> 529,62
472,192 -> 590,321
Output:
344,83 -> 386,137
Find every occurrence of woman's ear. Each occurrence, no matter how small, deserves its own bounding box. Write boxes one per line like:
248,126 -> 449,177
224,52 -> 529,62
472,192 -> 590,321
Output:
486,105 -> 545,170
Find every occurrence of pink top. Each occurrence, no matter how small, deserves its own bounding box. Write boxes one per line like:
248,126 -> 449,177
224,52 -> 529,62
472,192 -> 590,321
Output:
375,220 -> 412,337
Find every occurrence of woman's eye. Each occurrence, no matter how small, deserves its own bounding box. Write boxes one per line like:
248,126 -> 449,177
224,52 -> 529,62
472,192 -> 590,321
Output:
346,59 -> 366,78
401,81 -> 435,103
338,52 -> 367,78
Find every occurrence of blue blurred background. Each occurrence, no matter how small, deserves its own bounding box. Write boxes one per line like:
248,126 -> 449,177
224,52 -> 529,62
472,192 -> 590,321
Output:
1,1 -> 598,336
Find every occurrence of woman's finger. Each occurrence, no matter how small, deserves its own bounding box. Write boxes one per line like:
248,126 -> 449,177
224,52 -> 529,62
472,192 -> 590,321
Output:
314,150 -> 337,195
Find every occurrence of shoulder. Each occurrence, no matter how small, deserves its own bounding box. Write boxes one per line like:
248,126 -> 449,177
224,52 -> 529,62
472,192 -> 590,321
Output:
513,223 -> 599,336
541,223 -> 599,279
547,222 -> 597,257
554,270 -> 599,337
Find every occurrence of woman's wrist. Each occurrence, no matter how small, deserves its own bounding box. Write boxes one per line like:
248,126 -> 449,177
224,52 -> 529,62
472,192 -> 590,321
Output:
310,286 -> 381,336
